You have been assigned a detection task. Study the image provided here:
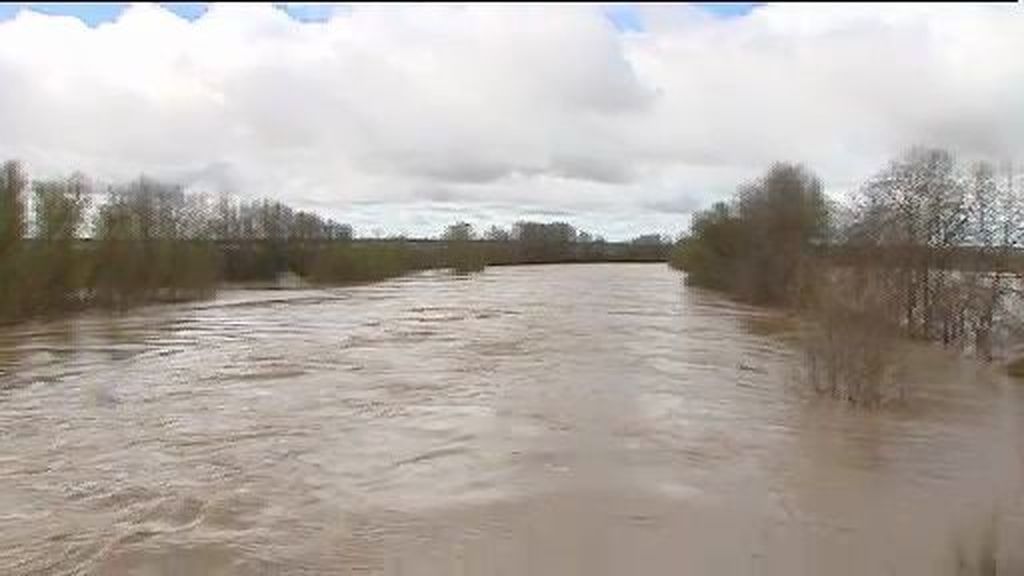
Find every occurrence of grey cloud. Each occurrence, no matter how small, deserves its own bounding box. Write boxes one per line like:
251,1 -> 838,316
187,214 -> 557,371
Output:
0,3 -> 1021,240
366,152 -> 636,187
172,161 -> 244,196
526,208 -> 575,218
383,155 -> 521,185
643,195 -> 701,215
547,155 -> 636,185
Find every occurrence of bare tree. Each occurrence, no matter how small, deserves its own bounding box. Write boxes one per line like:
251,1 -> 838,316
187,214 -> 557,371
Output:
31,174 -> 91,311
484,225 -> 510,242
0,161 -> 27,319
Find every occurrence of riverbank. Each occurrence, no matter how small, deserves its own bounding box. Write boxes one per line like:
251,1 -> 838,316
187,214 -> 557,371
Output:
1,159 -> 671,327
669,155 -> 1024,390
0,252 -> 671,328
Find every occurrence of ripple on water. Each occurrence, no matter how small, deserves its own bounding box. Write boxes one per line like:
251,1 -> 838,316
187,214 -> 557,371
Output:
0,264 -> 1022,575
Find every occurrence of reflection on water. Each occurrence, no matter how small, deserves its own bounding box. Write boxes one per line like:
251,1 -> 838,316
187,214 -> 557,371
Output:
1,264 -> 1021,575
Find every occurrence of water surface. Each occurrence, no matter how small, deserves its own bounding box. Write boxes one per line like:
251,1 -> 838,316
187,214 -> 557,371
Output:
1,264 -> 1022,575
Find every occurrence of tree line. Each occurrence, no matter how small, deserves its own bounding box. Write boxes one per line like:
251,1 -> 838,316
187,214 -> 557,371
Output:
441,221 -> 671,271
670,147 -> 1024,405
0,160 -> 671,324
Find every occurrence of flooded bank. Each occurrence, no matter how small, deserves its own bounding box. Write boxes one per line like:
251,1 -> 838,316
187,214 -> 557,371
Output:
1,264 -> 1022,575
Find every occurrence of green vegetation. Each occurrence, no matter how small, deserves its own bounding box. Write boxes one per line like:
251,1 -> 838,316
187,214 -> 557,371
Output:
90,178 -> 221,308
30,174 -> 91,311
483,222 -> 670,265
442,222 -> 487,274
672,149 -> 1024,406
0,160 -> 672,325
0,161 -> 28,320
307,241 -> 435,285
670,163 -> 829,306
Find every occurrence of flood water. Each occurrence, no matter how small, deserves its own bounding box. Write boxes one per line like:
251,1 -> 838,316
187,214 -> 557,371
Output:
2,263 -> 1023,575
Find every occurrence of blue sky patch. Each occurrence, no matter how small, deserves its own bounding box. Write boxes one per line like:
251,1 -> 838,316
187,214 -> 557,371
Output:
605,3 -> 760,32
164,3 -> 209,21
1,3 -> 758,28
275,3 -> 352,23
697,3 -> 761,19
0,3 -> 127,26
604,5 -> 645,33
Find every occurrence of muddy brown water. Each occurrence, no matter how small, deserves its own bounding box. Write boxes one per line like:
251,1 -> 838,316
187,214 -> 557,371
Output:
1,264 -> 1022,575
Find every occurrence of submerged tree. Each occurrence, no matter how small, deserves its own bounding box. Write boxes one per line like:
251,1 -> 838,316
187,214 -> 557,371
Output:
841,147 -> 1024,358
29,174 -> 91,312
512,221 -> 577,262
91,177 -> 220,307
738,163 -> 831,305
0,161 -> 27,320
442,221 -> 486,274
484,225 -> 511,242
671,162 -> 829,306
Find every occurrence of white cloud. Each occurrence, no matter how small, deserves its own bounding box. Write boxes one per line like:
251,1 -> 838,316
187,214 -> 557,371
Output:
0,2 -> 1021,239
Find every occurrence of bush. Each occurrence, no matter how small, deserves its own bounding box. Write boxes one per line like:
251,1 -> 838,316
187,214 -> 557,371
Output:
670,163 -> 829,306
307,242 -> 418,284
801,294 -> 903,407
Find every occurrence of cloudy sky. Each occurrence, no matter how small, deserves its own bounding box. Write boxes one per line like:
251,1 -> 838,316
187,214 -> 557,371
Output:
0,3 -> 1021,240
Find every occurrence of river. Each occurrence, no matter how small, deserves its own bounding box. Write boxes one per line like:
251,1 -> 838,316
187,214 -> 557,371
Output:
1,263 -> 1022,575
